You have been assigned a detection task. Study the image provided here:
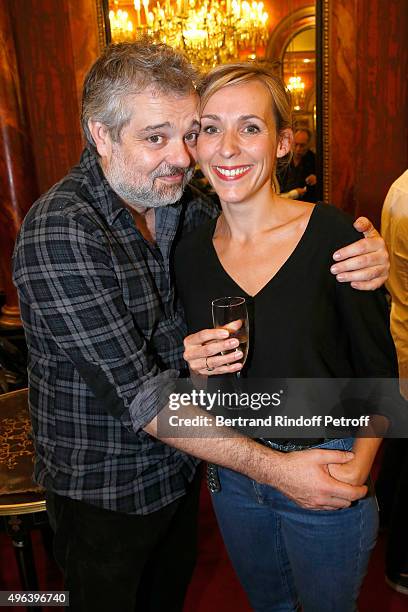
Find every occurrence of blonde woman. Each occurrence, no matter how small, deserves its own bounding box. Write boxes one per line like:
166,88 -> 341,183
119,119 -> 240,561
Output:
175,63 -> 397,611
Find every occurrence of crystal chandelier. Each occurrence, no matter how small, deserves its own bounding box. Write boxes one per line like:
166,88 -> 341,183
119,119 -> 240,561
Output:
286,75 -> 305,110
108,0 -> 269,68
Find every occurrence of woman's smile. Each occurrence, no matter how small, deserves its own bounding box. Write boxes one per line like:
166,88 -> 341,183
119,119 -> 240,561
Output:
212,165 -> 253,180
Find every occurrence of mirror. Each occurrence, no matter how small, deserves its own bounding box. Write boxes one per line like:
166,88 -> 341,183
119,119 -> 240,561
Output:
265,4 -> 321,201
280,25 -> 318,202
283,28 -> 316,137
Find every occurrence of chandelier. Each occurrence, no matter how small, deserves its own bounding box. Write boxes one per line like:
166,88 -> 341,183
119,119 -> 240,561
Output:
108,0 -> 269,68
286,75 -> 305,110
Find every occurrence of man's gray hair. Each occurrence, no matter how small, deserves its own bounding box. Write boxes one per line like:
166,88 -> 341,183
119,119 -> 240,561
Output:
81,40 -> 197,150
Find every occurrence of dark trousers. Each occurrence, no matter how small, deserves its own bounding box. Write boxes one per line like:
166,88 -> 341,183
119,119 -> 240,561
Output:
46,470 -> 202,612
376,439 -> 408,575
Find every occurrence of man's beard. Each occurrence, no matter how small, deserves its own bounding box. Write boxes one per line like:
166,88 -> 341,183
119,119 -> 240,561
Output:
104,149 -> 194,208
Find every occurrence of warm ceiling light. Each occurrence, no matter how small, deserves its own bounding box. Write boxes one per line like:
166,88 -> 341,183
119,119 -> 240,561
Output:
109,0 -> 270,68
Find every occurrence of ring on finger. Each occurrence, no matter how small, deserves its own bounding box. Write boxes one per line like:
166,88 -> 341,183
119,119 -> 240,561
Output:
205,356 -> 215,372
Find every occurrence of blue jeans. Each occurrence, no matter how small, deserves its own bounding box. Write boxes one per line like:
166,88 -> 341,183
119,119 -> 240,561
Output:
211,439 -> 378,612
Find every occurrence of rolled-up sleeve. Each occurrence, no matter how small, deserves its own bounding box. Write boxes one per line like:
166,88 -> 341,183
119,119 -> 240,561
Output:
13,212 -> 177,432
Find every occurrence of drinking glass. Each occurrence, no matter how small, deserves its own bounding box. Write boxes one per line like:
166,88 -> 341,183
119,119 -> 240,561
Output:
211,296 -> 249,374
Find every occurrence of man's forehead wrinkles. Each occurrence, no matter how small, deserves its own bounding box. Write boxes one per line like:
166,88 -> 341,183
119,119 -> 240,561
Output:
126,91 -> 199,134
136,118 -> 199,135
143,122 -> 172,132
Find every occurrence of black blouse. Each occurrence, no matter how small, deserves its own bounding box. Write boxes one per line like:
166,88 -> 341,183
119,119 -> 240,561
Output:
174,203 -> 398,381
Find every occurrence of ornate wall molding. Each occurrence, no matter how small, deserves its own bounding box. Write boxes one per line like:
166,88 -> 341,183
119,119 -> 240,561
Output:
266,5 -> 316,63
96,0 -> 110,49
317,0 -> 330,204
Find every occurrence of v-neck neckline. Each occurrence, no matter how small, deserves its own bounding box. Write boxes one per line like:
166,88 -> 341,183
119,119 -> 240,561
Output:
208,203 -> 320,299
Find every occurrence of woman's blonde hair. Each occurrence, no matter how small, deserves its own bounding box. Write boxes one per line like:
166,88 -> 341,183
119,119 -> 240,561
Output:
197,62 -> 292,191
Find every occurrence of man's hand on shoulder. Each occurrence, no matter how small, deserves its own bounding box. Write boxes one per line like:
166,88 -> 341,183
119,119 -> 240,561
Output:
330,216 -> 389,290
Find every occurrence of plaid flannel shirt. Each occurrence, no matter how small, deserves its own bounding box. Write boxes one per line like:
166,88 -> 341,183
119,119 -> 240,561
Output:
13,147 -> 217,514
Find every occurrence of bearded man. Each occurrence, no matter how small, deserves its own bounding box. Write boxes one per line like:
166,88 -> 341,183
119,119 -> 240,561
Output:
13,42 -> 389,612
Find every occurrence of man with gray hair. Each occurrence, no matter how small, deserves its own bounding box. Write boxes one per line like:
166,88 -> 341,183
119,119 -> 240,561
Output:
13,41 -> 389,611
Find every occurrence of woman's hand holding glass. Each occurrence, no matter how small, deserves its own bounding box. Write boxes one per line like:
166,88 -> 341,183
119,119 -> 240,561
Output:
212,297 -> 249,378
183,297 -> 248,377
183,327 -> 244,376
